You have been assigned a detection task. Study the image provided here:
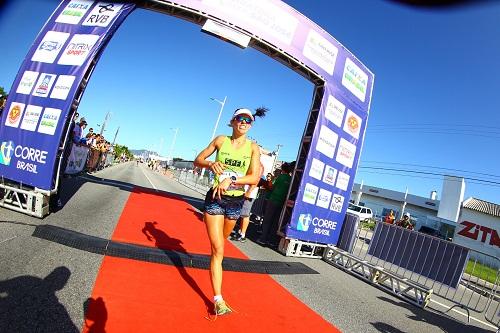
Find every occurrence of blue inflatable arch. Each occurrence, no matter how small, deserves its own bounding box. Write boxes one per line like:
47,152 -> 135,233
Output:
0,0 -> 373,246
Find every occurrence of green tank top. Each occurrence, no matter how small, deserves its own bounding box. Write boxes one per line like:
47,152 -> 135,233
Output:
213,136 -> 252,196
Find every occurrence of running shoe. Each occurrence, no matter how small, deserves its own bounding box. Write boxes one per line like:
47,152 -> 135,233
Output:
214,300 -> 232,316
235,235 -> 246,243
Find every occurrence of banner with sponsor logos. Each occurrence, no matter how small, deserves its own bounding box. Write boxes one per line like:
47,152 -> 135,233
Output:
286,81 -> 371,244
0,0 -> 134,190
65,144 -> 89,174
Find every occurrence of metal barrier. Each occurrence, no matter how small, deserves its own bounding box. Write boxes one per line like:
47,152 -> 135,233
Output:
0,181 -> 49,218
333,219 -> 499,330
171,169 -> 211,195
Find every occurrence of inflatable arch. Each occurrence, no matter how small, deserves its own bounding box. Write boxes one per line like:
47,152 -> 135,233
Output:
0,0 -> 374,247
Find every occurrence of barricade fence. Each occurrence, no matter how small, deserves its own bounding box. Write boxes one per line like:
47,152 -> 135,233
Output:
334,219 -> 499,330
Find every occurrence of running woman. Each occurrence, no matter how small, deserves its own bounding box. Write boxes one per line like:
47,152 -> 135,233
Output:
195,107 -> 267,316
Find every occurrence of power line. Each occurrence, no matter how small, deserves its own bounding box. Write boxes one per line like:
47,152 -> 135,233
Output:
366,130 -> 500,140
358,166 -> 500,186
356,170 -> 500,189
369,123 -> 500,130
360,160 -> 500,180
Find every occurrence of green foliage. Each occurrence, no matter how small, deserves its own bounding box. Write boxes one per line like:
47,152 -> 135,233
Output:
361,218 -> 376,230
0,86 -> 7,98
113,144 -> 133,159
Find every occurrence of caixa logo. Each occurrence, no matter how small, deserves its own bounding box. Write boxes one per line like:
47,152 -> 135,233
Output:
0,141 -> 48,174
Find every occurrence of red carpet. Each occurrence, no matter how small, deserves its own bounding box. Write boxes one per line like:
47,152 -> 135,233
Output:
82,188 -> 341,333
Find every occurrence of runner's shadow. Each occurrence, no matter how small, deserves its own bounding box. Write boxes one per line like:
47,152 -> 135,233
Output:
141,221 -> 212,309
83,296 -> 107,333
0,266 -> 79,333
371,322 -> 406,333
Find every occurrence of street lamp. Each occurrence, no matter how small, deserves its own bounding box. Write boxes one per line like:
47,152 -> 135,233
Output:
168,127 -> 179,165
200,96 -> 227,177
209,96 -> 227,141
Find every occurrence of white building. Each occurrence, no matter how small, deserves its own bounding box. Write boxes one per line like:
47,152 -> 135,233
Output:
351,177 -> 500,254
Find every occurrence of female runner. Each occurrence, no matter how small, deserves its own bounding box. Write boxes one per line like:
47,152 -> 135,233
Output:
195,107 -> 267,315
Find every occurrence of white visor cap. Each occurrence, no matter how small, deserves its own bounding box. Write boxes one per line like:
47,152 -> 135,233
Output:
232,108 -> 254,121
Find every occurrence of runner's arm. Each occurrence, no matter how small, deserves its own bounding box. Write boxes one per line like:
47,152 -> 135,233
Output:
194,135 -> 225,175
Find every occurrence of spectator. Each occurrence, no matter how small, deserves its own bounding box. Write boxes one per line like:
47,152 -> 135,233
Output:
384,210 -> 395,224
73,117 -> 87,144
257,162 -> 293,246
396,212 -> 414,230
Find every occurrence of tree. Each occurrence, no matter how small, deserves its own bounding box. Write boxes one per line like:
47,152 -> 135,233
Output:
113,144 -> 133,160
0,86 -> 7,98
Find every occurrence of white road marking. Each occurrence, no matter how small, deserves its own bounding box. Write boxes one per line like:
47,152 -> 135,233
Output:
429,299 -> 498,330
0,236 -> 17,244
140,167 -> 157,190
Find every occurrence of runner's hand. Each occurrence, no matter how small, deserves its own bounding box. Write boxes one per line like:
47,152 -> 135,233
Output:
213,178 -> 232,199
209,161 -> 225,175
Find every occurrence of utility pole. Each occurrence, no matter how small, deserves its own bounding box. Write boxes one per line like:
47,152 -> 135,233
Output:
99,111 -> 112,135
168,127 -> 179,165
159,137 -> 164,158
200,96 -> 227,178
111,126 -> 120,146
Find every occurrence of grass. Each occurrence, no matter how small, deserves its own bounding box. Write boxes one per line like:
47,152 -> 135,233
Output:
464,260 -> 499,285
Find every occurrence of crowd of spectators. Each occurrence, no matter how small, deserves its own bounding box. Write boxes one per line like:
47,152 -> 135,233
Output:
69,114 -> 113,173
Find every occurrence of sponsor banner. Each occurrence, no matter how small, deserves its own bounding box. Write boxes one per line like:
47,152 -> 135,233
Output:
0,0 -> 135,190
65,144 -> 89,174
175,0 -> 374,109
287,84 -> 369,244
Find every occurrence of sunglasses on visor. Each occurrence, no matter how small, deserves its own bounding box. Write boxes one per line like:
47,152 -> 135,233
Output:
234,115 -> 253,124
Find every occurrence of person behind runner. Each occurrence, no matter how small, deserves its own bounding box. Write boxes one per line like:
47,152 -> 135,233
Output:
194,106 -> 267,316
257,162 -> 293,246
230,162 -> 264,242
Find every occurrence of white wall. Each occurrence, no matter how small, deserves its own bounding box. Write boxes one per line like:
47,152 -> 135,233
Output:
437,176 -> 465,222
453,208 -> 500,267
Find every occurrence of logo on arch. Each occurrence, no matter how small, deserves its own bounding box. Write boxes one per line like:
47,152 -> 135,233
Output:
297,213 -> 312,231
0,141 -> 15,166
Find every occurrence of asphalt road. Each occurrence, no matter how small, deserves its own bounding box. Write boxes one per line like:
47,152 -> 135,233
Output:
0,162 -> 496,332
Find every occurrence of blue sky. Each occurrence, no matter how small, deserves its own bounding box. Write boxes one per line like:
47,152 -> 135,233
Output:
1,0 -> 499,204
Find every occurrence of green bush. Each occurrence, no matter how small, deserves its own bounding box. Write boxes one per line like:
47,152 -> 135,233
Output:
361,219 -> 376,230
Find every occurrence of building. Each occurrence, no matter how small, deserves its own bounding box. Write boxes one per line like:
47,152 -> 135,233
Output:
351,177 -> 500,262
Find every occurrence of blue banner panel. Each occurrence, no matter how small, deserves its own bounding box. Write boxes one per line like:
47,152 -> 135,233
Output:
286,81 -> 371,245
336,213 -> 359,253
0,1 -> 135,191
368,223 -> 469,289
